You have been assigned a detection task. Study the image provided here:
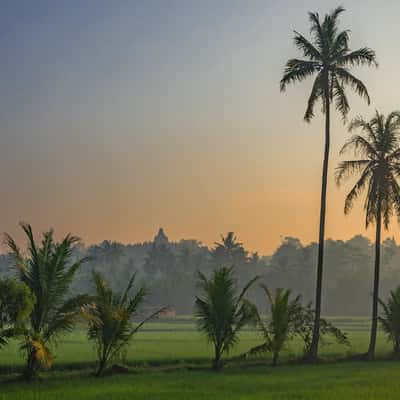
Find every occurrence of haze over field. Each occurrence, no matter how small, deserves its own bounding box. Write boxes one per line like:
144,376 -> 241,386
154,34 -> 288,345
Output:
2,0 -> 400,252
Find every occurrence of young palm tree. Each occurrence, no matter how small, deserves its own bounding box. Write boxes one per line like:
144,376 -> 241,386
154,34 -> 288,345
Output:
336,111 -> 400,359
194,267 -> 258,370
249,286 -> 302,366
379,286 -> 400,357
5,223 -> 90,380
280,6 -> 377,360
87,271 -> 164,377
248,288 -> 348,363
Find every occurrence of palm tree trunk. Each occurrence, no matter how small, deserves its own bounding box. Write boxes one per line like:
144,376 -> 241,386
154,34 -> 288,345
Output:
272,351 -> 279,367
24,350 -> 37,381
96,350 -> 108,377
394,338 -> 399,358
307,86 -> 330,362
367,201 -> 382,360
213,345 -> 222,371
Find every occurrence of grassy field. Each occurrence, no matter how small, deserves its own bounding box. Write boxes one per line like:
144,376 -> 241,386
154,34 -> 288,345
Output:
1,317 -> 399,399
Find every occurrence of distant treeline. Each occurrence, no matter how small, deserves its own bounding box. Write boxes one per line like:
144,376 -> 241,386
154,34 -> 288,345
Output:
1,229 -> 399,316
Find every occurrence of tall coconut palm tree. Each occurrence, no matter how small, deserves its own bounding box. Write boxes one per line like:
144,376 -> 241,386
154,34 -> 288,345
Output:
280,6 -> 377,360
336,111 -> 400,359
5,223 -> 90,380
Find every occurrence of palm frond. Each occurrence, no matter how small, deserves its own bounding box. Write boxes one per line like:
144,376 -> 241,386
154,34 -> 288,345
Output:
340,134 -> 378,159
337,47 -> 378,67
304,72 -> 324,122
332,73 -> 349,120
335,160 -> 370,185
308,11 -> 324,51
344,168 -> 372,215
335,67 -> 370,105
331,30 -> 350,57
280,59 -> 319,92
293,31 -> 321,60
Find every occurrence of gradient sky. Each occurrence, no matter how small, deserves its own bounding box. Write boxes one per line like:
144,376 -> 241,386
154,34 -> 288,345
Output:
2,0 -> 400,254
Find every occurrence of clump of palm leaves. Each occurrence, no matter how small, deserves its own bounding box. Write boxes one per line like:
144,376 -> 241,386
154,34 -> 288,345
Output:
379,287 -> 400,357
0,278 -> 35,349
194,266 -> 258,371
86,271 -> 164,377
248,286 -> 349,365
5,223 -> 90,380
248,287 -> 303,366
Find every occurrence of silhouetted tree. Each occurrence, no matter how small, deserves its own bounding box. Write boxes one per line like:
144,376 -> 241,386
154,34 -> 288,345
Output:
336,111 -> 400,359
280,6 -> 377,360
211,232 -> 248,268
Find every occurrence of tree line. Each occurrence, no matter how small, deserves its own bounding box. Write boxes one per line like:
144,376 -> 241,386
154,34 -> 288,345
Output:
3,229 -> 400,318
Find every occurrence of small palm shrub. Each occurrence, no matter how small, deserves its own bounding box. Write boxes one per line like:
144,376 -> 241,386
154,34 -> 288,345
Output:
249,287 -> 348,364
249,286 -> 302,366
5,223 -> 90,380
194,266 -> 258,370
87,271 -> 163,377
379,287 -> 400,356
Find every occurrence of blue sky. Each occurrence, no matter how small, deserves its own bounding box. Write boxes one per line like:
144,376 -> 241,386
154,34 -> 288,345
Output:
1,1 -> 399,252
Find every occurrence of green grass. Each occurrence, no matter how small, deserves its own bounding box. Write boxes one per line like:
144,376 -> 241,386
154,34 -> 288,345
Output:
2,363 -> 400,399
1,317 -> 399,399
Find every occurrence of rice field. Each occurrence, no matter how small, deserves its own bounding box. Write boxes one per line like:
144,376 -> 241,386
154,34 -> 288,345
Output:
0,317 -> 399,399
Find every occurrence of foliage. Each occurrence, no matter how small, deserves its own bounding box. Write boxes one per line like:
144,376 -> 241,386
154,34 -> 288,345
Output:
336,111 -> 400,228
379,286 -> 400,356
248,287 -> 348,364
4,223 -> 90,380
0,278 -> 35,348
86,271 -> 164,376
195,266 -> 258,370
293,303 -> 350,354
249,286 -> 303,365
280,6 -> 377,122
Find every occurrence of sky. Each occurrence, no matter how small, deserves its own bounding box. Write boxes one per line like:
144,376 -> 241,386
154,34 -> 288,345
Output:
1,0 -> 400,254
